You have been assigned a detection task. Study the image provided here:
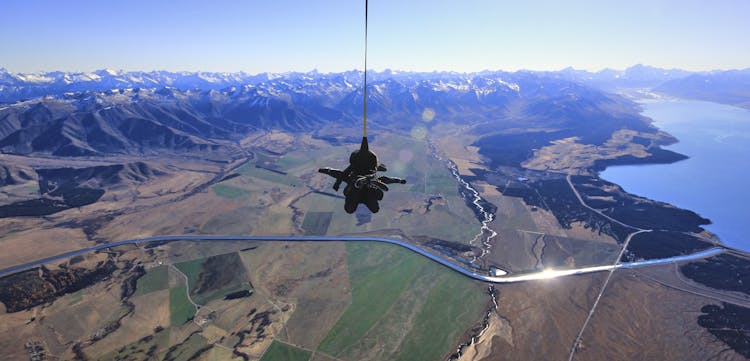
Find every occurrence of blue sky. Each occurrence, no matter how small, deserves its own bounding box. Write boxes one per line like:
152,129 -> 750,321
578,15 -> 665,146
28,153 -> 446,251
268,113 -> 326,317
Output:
1,0 -> 748,73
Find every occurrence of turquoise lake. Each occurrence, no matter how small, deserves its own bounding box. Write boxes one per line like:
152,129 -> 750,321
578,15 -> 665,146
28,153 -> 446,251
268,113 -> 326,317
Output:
600,99 -> 750,251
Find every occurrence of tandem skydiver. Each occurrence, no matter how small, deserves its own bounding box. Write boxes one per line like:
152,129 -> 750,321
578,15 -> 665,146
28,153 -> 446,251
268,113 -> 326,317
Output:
318,0 -> 408,214
318,137 -> 406,214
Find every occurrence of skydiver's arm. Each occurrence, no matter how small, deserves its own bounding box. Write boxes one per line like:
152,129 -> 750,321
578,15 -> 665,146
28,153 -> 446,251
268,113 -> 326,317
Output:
333,165 -> 352,191
378,176 -> 407,184
318,167 -> 344,179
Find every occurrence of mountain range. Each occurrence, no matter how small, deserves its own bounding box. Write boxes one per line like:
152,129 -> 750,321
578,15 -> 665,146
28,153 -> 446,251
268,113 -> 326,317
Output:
2,65 -> 747,103
0,65 -> 747,159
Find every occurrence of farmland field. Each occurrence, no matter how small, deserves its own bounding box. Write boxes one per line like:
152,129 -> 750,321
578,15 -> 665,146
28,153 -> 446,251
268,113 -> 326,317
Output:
316,242 -> 486,360
302,211 -> 333,235
212,184 -> 251,199
169,285 -> 195,326
134,265 -> 169,296
260,340 -> 311,361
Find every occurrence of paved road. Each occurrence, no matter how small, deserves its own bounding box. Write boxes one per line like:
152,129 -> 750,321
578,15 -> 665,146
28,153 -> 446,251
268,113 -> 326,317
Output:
566,174 -> 643,231
0,235 -> 725,283
567,228 -> 651,361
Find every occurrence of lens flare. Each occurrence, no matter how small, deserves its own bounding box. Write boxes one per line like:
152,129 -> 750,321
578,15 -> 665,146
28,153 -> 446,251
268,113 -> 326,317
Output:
392,161 -> 407,174
538,269 -> 561,280
421,108 -> 436,122
411,126 -> 427,140
399,149 -> 414,162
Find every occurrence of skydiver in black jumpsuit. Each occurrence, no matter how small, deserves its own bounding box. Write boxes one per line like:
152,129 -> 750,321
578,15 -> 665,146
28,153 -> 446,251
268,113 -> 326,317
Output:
319,137 -> 407,214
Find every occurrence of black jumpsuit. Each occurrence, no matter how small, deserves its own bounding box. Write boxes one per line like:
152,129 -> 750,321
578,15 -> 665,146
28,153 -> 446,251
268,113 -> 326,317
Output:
319,137 -> 406,214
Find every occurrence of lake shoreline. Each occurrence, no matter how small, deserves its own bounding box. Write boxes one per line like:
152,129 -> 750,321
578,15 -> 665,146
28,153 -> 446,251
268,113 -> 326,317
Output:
600,99 -> 750,251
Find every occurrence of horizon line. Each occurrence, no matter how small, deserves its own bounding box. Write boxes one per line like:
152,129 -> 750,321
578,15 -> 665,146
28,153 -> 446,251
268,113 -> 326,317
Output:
2,64 -> 749,76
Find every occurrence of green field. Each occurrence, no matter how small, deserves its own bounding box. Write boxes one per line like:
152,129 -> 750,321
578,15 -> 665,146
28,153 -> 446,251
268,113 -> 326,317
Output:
316,243 -> 424,356
134,265 -> 169,296
192,282 -> 253,306
200,206 -> 259,234
300,193 -> 337,213
301,211 -> 333,235
405,158 -> 458,195
174,253 -> 254,305
260,340 -> 311,361
275,154 -> 310,170
313,242 -> 487,360
394,271 -> 487,361
212,184 -> 251,199
169,285 -> 196,326
425,166 -> 460,195
253,152 -> 277,164
275,147 -> 341,174
174,258 -> 204,293
237,162 -> 301,186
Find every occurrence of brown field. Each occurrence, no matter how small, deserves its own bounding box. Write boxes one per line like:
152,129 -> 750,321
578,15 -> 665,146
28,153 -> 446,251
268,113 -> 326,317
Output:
284,298 -> 350,349
475,177 -> 619,273
521,129 -> 665,174
0,226 -> 90,269
0,155 -> 228,270
431,125 -> 487,176
574,268 -> 747,361
468,272 -> 608,360
0,270 -> 125,359
83,289 -> 170,358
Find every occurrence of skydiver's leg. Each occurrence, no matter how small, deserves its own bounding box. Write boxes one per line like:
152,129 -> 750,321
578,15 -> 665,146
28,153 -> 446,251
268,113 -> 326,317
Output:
378,176 -> 407,184
364,190 -> 380,213
375,188 -> 384,201
344,194 -> 358,214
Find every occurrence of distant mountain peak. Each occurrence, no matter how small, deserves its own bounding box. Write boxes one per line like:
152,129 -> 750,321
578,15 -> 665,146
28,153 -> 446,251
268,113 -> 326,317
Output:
96,68 -> 120,76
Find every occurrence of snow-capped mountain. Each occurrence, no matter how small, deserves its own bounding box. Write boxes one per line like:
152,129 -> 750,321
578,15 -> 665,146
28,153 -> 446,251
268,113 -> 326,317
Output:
0,68 -> 695,158
542,64 -> 695,89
